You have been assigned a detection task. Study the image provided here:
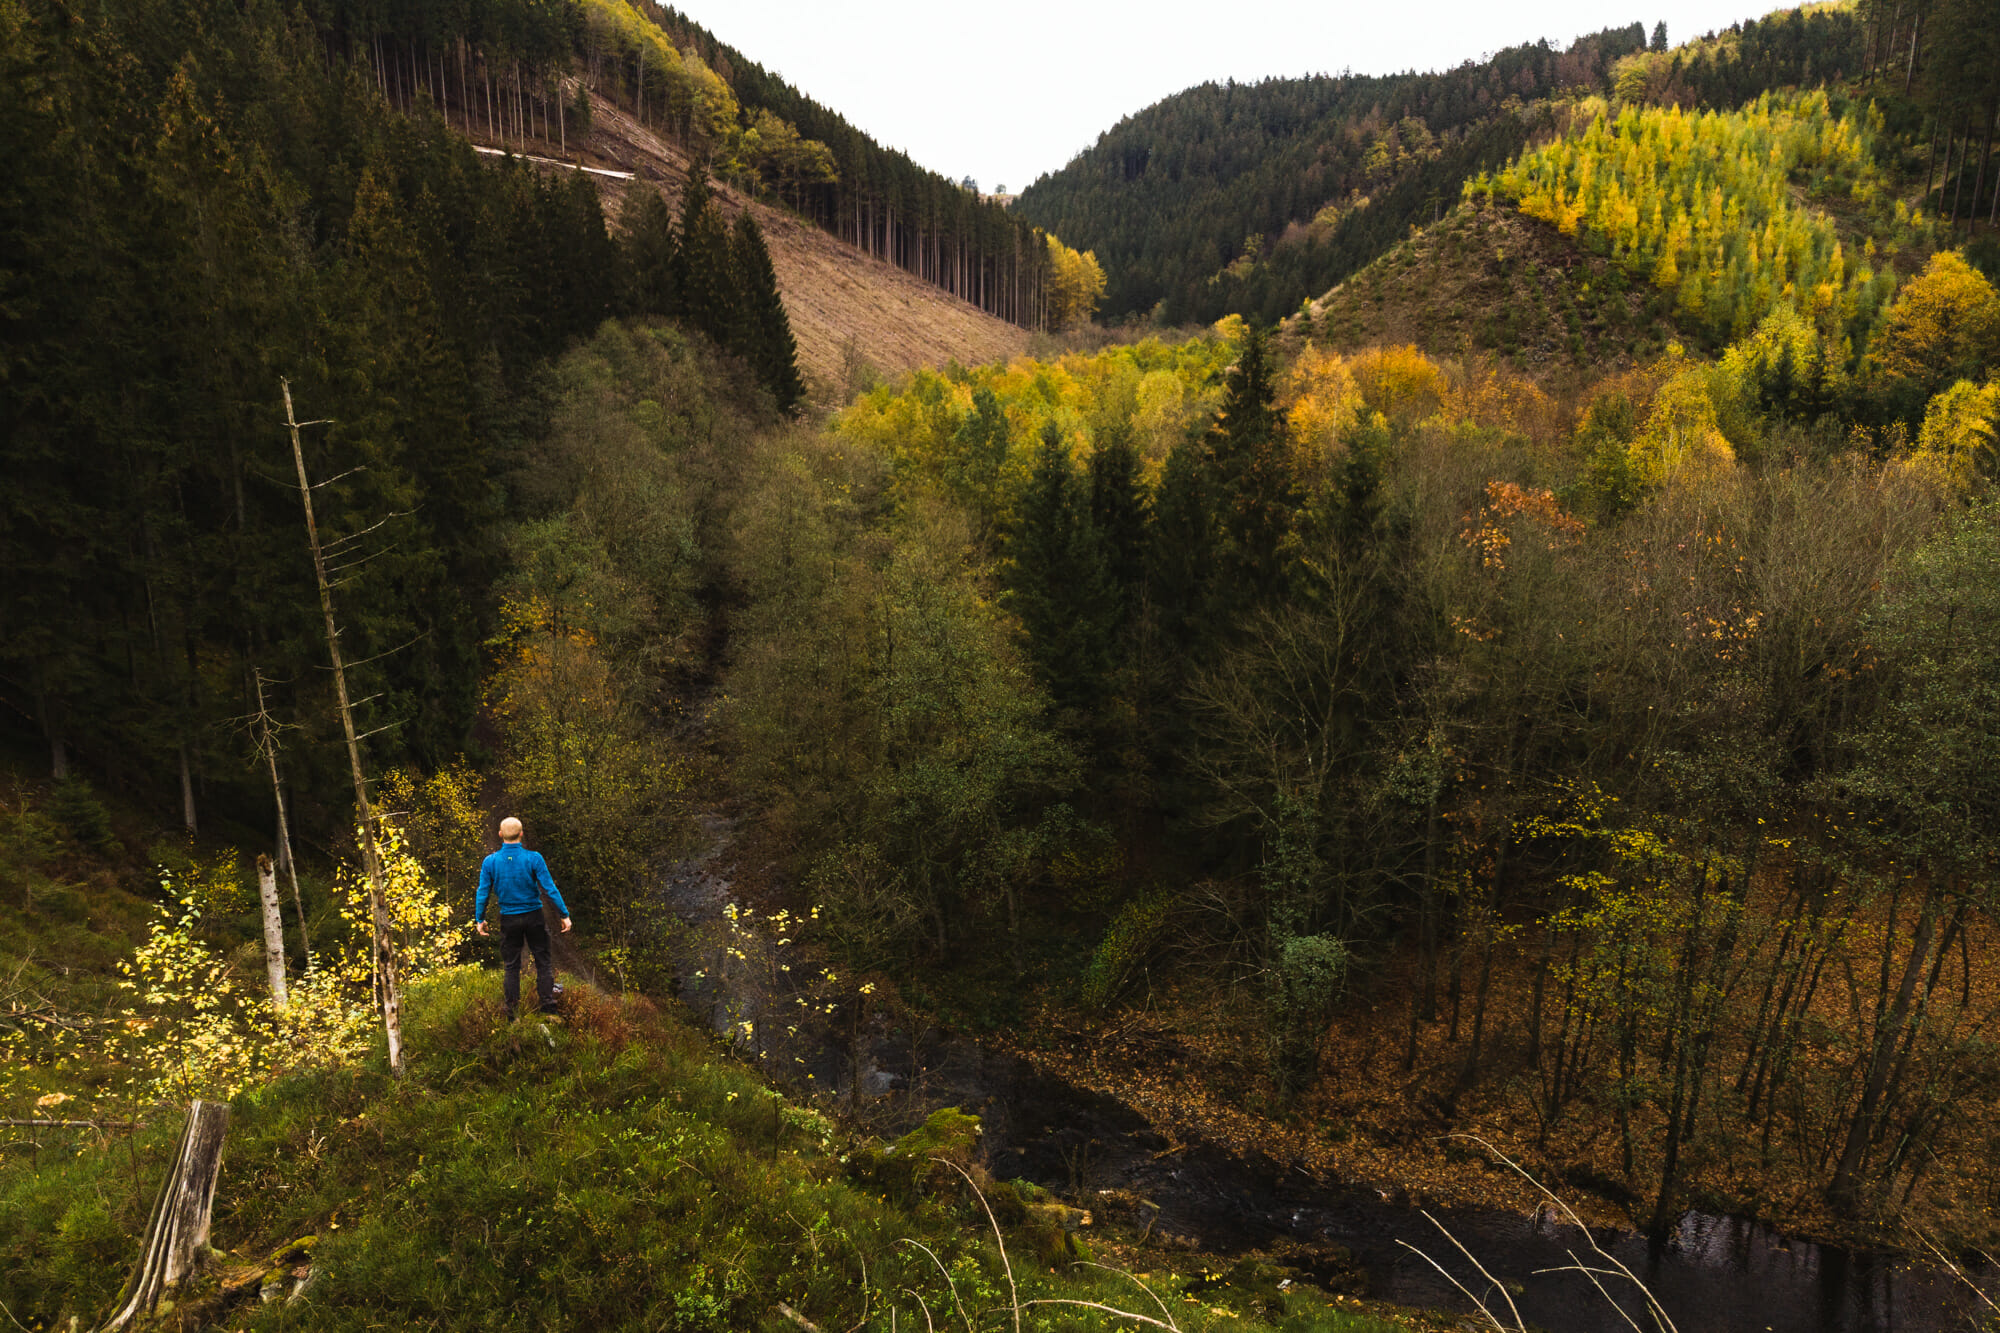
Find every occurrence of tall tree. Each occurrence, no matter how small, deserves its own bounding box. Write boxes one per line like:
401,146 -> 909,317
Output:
1202,326 -> 1297,613
730,210 -> 805,414
623,186 -> 681,317
1006,423 -> 1116,720
674,169 -> 736,346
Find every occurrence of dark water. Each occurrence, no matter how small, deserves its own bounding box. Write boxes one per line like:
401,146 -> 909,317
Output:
663,840 -> 1994,1333
864,1038 -> 1997,1333
1345,1201 -> 1987,1333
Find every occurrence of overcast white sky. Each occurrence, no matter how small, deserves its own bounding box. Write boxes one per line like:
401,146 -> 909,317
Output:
670,0 -> 1793,194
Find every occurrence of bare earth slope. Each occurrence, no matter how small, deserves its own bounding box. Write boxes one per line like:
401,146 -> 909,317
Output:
543,96 -> 1028,398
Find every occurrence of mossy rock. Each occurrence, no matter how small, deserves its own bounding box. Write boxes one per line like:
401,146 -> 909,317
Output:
847,1108 -> 983,1205
891,1107 -> 980,1161
1019,1200 -> 1093,1265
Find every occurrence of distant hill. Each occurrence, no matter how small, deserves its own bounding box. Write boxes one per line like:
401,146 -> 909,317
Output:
1015,6 -> 1866,327
1300,199 -> 1680,379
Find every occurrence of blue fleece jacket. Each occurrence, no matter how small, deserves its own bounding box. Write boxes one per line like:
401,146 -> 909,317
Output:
476,843 -> 571,921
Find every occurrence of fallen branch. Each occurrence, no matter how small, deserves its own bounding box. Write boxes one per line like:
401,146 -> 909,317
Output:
774,1302 -> 824,1332
0,1118 -> 140,1129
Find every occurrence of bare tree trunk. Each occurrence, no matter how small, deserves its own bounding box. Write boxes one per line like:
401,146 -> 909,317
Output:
100,1101 -> 231,1332
281,379 -> 404,1075
1974,103 -> 1994,230
1951,111 -> 1970,222
42,696 -> 68,779
178,744 -> 197,836
253,670 -> 309,955
1830,890 -> 1940,1211
274,768 -> 307,956
1904,5 -> 1923,96
1925,114 -> 1943,207
257,854 -> 289,1011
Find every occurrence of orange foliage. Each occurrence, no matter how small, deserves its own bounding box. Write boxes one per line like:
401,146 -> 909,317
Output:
1460,480 -> 1586,571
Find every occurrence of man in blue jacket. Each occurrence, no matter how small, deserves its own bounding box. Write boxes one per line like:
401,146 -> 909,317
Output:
475,817 -> 573,1018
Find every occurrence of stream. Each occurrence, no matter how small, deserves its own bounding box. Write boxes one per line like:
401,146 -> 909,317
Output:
660,823 -> 1997,1333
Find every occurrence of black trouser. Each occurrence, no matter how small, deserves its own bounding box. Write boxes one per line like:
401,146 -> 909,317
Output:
499,911 -> 557,1015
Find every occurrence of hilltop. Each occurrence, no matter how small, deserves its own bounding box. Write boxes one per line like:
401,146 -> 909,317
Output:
1300,199 -> 1680,379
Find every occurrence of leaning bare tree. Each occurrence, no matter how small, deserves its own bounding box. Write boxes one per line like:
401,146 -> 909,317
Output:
281,378 -> 405,1075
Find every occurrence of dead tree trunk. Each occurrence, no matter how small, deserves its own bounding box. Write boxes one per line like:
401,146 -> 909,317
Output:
252,669 -> 309,957
281,378 -> 405,1075
257,854 -> 289,1011
178,744 -> 197,836
99,1100 -> 231,1333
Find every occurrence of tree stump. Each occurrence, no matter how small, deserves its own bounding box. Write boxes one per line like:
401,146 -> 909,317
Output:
99,1100 -> 231,1332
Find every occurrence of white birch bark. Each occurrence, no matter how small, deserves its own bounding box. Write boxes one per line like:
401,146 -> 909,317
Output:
257,853 -> 288,1011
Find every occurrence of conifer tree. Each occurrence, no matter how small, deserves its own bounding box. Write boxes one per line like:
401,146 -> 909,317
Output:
1202,325 -> 1297,611
1150,432 -> 1213,652
674,169 -> 736,346
730,211 -> 805,414
623,186 -> 681,317
942,387 -> 1012,526
1006,422 -> 1116,718
1088,424 -> 1150,604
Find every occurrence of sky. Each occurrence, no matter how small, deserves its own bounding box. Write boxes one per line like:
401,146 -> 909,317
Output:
669,0 -> 1795,195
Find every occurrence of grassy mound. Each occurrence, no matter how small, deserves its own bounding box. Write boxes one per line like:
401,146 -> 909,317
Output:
1,968 -> 1411,1332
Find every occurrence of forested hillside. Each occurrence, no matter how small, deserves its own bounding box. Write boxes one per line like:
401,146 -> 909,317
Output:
1304,199 -> 1682,375
646,6 -> 1105,329
1014,6 -> 1869,325
232,0 -> 1096,330
0,0 -> 809,839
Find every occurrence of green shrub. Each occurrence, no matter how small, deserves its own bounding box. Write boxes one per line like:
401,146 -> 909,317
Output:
1078,890 -> 1176,1011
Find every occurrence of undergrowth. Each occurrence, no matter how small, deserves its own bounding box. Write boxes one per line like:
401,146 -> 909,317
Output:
0,968 -> 1407,1332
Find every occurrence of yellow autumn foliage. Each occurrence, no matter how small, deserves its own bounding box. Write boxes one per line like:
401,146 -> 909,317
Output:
1870,251 -> 2000,400
1911,380 -> 2000,492
1281,345 -> 1362,464
1045,235 -> 1108,331
1628,353 -> 1737,485
1483,91 -> 1911,342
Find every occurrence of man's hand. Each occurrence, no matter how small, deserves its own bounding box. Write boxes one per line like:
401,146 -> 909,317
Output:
475,920 -> 488,937
560,917 -> 572,933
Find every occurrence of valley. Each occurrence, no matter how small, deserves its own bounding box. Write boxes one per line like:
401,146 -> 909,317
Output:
5,0 -> 2000,1330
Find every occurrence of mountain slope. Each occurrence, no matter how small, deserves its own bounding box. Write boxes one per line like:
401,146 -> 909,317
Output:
1017,5 -> 1867,327
567,93 -> 1029,394
1012,25 -> 1652,324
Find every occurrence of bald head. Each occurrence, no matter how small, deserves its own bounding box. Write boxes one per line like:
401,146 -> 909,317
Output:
498,817 -> 523,843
